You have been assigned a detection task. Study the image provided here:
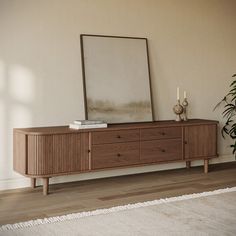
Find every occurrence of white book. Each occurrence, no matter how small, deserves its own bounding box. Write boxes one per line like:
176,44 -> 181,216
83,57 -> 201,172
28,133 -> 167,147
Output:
73,120 -> 105,125
69,123 -> 107,130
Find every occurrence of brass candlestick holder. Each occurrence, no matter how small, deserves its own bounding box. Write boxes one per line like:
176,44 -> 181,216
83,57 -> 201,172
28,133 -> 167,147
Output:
173,99 -> 184,122
182,98 -> 189,121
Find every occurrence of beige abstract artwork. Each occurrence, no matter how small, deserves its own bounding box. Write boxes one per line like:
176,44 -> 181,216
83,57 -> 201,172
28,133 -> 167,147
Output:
81,35 -> 153,123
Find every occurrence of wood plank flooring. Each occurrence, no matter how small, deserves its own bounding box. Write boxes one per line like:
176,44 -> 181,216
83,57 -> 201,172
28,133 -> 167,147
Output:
0,162 -> 236,226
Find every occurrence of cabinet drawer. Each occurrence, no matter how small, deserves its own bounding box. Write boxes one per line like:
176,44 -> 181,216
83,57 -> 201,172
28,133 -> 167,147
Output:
92,129 -> 140,144
141,127 -> 181,141
140,139 -> 182,163
92,142 -> 140,169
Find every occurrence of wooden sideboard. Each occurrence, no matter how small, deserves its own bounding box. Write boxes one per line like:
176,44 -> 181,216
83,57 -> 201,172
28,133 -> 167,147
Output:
13,119 -> 218,195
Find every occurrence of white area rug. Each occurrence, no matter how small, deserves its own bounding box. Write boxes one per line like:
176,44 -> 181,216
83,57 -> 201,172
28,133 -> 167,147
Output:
1,187 -> 236,236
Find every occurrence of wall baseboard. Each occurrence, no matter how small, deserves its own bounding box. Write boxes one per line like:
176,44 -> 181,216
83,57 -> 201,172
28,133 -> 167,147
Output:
0,154 -> 234,191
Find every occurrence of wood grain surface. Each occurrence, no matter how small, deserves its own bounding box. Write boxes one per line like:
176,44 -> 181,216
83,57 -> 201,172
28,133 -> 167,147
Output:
27,134 -> 81,175
92,142 -> 140,169
13,132 -> 27,175
140,139 -> 182,163
140,127 -> 181,141
13,119 -> 218,195
1,162 -> 235,226
184,124 -> 217,159
92,129 -> 140,144
13,119 -> 218,135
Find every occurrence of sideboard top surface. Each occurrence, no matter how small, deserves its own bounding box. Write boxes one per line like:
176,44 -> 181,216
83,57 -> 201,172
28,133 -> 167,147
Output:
14,119 -> 218,135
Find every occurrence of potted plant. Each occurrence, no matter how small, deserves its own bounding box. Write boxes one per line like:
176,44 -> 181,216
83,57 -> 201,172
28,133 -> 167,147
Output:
214,74 -> 236,157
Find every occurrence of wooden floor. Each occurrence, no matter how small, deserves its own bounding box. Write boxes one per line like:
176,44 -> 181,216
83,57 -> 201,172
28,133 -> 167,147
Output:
0,162 -> 236,226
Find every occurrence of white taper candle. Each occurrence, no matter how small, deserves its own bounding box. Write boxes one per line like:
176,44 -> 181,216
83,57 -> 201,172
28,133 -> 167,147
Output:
177,87 -> 180,100
184,91 -> 187,99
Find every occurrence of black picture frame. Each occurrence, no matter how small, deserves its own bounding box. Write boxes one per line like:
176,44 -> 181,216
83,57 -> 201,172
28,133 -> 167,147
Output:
80,34 -> 155,124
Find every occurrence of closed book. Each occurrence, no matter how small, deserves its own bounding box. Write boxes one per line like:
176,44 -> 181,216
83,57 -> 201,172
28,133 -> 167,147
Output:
74,120 -> 105,125
69,123 -> 107,130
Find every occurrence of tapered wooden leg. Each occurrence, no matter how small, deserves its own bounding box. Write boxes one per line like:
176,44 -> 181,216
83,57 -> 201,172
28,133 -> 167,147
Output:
43,177 -> 49,195
186,161 -> 191,169
204,159 -> 209,174
31,178 -> 36,188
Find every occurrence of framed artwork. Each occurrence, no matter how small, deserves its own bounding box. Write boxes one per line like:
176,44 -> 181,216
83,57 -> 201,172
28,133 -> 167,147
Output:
80,34 -> 154,123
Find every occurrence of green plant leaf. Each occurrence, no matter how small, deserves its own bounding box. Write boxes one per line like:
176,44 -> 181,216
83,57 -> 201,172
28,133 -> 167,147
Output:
230,134 -> 236,139
230,123 -> 236,128
222,106 -> 235,118
229,90 -> 236,96
213,96 -> 227,111
215,76 -> 236,157
231,95 -> 236,102
221,125 -> 229,138
230,143 -> 236,154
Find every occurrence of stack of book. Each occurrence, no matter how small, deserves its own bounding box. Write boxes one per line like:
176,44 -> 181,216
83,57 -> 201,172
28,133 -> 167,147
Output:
69,120 -> 107,130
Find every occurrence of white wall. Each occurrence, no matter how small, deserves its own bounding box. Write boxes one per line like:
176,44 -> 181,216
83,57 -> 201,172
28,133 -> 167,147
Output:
0,0 -> 236,190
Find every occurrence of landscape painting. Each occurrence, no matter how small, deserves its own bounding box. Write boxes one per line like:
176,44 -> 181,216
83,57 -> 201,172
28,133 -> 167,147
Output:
81,34 -> 153,123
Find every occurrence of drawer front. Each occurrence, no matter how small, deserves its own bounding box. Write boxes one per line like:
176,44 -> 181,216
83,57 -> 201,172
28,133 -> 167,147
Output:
141,127 -> 182,141
92,129 -> 140,144
140,139 -> 182,163
92,142 -> 140,169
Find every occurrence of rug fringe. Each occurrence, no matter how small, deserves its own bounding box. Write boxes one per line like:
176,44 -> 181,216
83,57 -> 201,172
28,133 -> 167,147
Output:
1,186 -> 236,231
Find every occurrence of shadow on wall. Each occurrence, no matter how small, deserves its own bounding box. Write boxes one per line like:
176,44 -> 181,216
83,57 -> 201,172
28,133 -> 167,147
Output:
0,60 -> 35,185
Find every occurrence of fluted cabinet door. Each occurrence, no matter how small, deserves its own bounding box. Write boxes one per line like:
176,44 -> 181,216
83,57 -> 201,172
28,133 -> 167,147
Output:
27,134 -> 81,175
